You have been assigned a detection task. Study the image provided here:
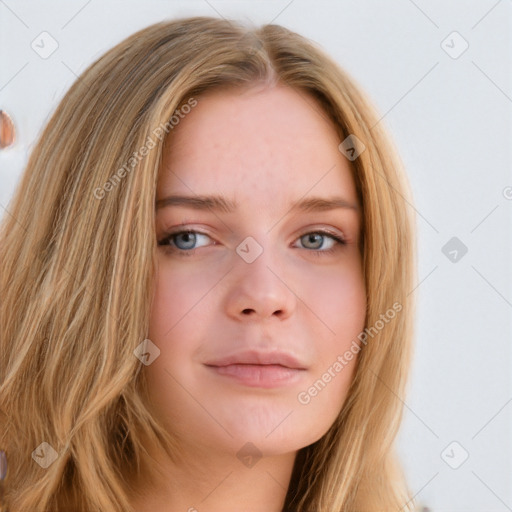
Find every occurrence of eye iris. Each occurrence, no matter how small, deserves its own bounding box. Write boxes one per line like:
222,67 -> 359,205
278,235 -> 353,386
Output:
175,232 -> 196,250
303,233 -> 322,249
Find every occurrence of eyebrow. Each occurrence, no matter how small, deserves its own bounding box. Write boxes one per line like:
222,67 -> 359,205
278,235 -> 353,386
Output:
155,194 -> 359,213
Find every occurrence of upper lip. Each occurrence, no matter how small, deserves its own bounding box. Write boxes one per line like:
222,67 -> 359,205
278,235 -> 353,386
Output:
205,350 -> 307,370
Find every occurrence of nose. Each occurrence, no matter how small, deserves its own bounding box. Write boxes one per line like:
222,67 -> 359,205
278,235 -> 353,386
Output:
224,240 -> 296,321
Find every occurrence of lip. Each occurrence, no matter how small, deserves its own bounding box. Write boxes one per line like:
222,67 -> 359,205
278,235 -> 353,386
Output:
204,350 -> 308,389
205,350 -> 307,370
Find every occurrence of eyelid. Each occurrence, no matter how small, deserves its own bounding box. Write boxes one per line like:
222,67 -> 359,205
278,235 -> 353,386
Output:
298,225 -> 346,242
158,225 -> 346,246
158,221 -> 346,238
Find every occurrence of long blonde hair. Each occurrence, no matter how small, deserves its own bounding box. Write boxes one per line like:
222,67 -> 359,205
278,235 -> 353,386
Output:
0,16 -> 417,511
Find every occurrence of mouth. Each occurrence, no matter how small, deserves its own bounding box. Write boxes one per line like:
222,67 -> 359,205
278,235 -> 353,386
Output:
204,350 -> 307,389
205,363 -> 306,388
205,350 -> 306,369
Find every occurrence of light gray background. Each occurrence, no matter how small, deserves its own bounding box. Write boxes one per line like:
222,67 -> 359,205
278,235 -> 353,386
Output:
1,1 -> 511,510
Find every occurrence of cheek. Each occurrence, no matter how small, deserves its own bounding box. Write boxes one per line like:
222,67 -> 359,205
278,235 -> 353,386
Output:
146,264 -> 211,395
148,261 -> 209,339
318,277 -> 366,330
305,258 -> 367,340
299,262 -> 365,411
145,264 -> 211,425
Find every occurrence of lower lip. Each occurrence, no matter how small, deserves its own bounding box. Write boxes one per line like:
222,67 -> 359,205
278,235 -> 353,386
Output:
206,364 -> 305,388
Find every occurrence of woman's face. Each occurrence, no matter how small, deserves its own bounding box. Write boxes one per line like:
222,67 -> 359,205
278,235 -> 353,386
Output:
147,84 -> 366,459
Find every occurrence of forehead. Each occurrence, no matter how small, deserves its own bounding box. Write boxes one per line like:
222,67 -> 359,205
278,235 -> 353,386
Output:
157,85 -> 358,215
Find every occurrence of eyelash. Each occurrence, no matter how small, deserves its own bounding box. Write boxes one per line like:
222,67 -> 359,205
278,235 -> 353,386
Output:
157,228 -> 346,257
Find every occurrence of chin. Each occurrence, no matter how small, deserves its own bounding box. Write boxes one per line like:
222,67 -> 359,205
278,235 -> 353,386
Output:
213,404 -> 331,455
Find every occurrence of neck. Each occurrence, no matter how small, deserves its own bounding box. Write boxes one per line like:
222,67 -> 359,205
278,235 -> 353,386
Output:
129,438 -> 297,512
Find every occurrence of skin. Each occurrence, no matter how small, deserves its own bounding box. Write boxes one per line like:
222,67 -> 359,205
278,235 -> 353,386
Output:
133,84 -> 366,512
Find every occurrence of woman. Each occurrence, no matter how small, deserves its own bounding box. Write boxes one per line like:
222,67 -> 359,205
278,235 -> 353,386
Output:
0,16 -> 417,512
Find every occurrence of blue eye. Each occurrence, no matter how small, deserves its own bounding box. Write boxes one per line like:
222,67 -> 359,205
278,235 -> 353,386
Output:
158,229 -> 346,257
163,230 -> 209,251
298,232 -> 343,252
